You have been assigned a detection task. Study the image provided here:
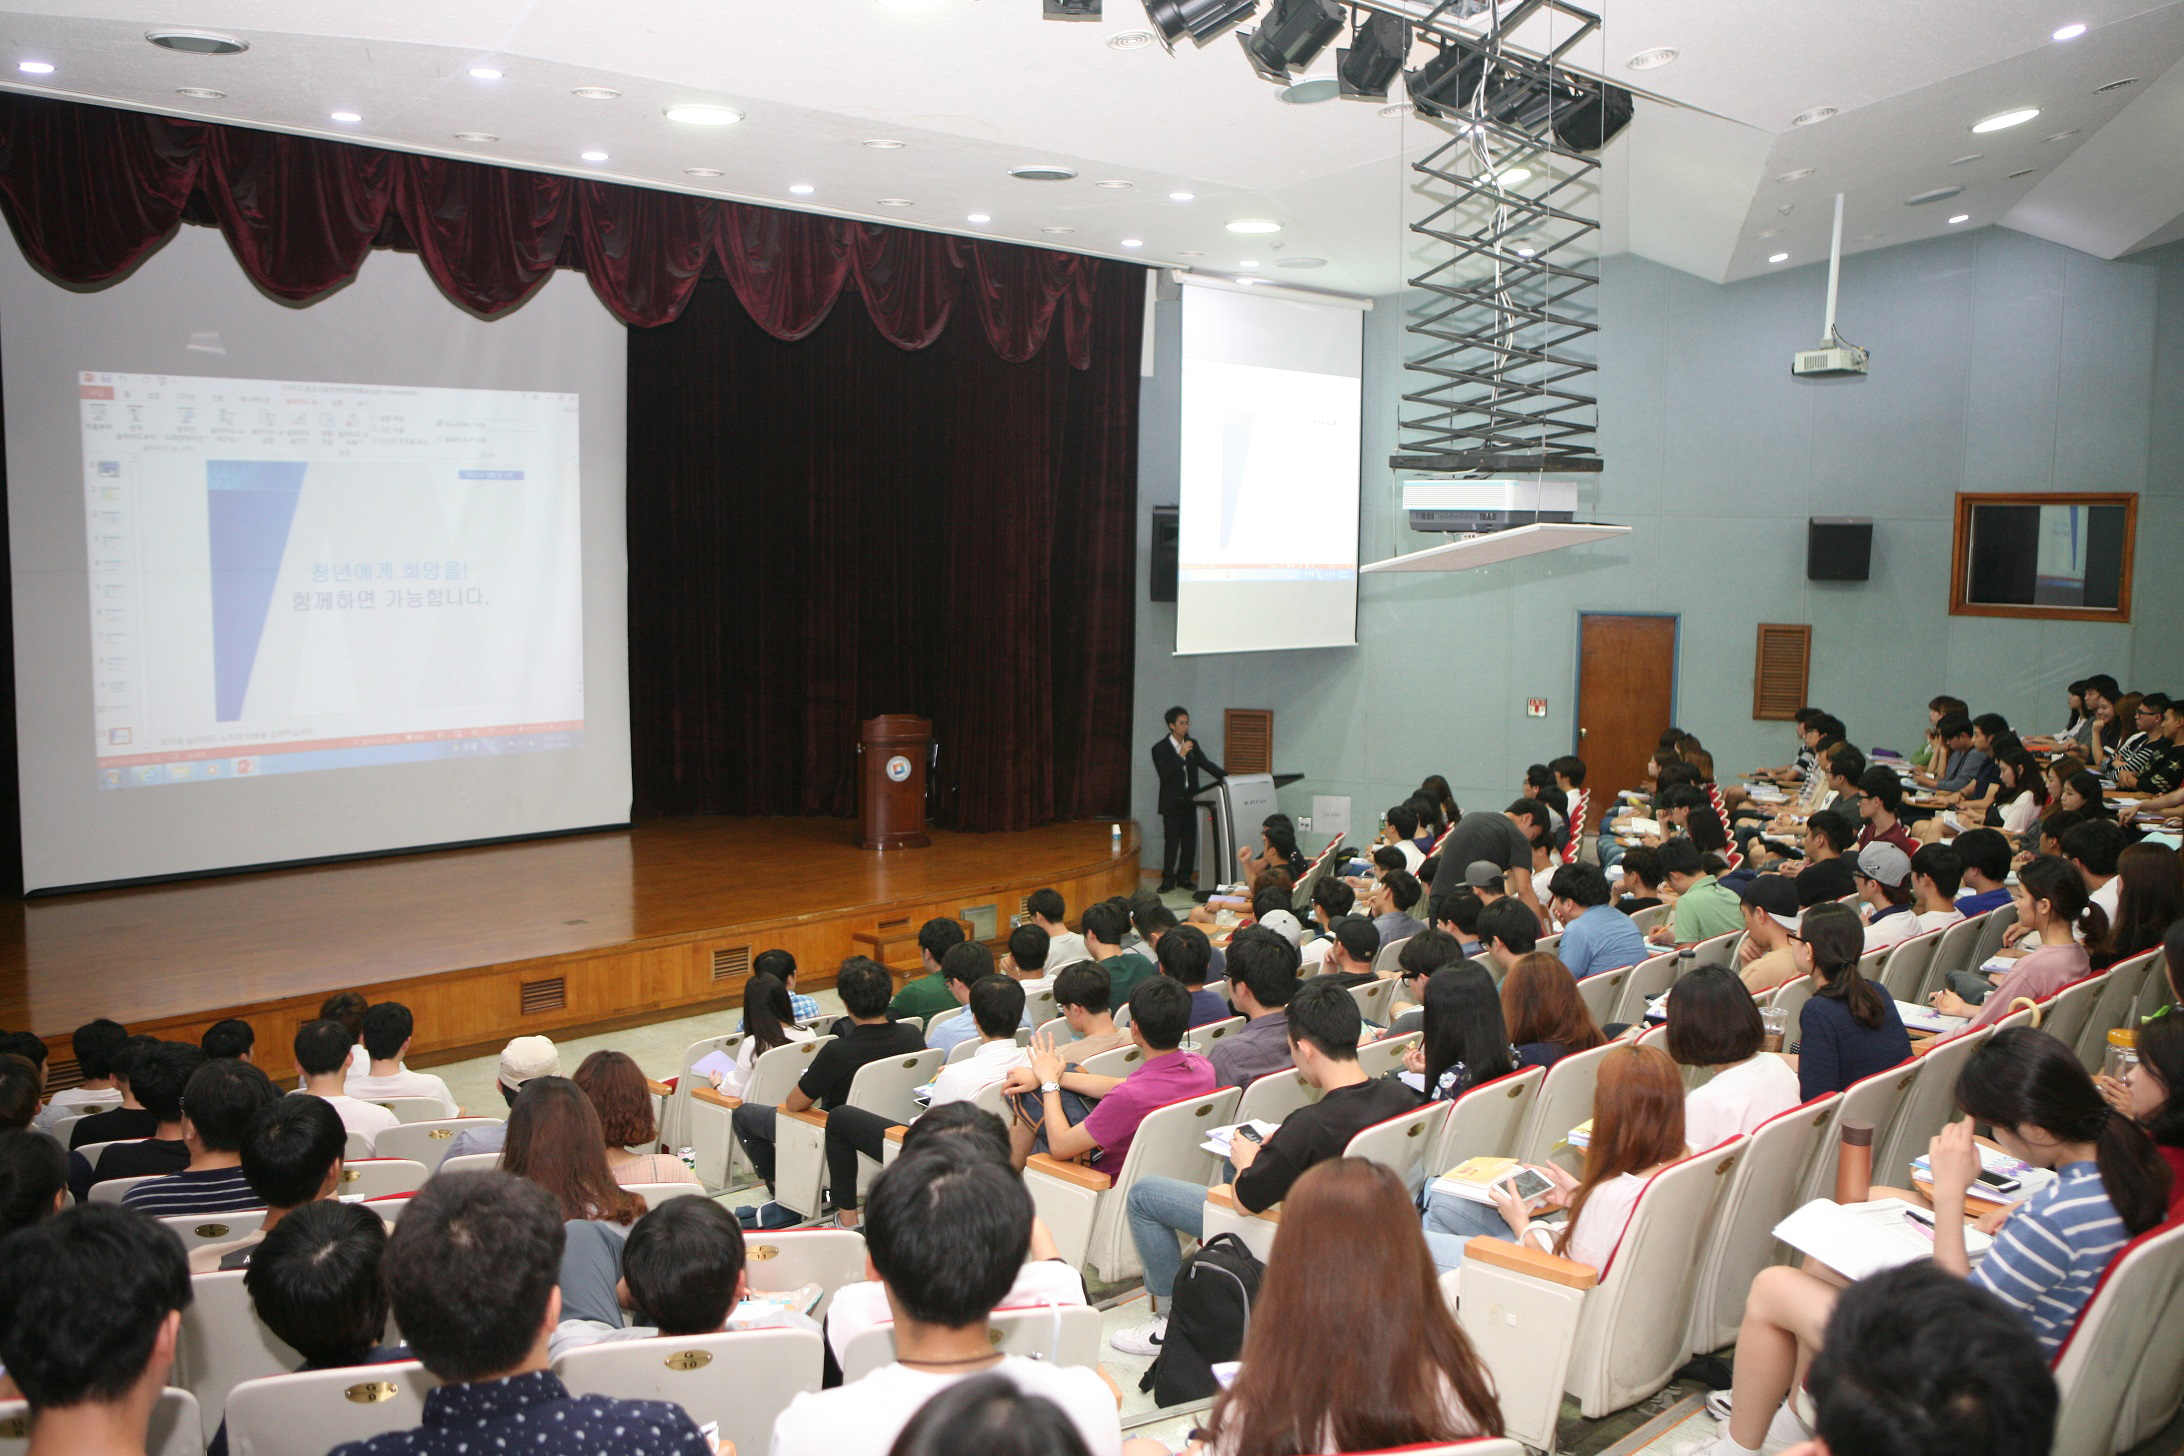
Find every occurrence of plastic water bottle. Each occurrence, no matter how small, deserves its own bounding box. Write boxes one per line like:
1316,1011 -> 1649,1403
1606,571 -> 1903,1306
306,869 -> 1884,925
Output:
1111,823 -> 1122,853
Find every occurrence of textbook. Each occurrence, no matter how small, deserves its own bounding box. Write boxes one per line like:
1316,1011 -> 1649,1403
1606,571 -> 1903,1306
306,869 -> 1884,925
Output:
1896,1001 -> 1969,1035
1773,1197 -> 1993,1281
1566,1119 -> 1594,1150
1432,1156 -> 1553,1205
1622,817 -> 1662,837
1201,1120 -> 1282,1158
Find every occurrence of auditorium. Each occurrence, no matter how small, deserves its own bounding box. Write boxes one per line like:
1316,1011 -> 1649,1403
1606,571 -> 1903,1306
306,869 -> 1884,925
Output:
0,3 -> 2181,1454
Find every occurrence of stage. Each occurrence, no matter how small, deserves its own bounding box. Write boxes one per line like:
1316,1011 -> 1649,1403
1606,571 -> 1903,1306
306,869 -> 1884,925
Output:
4,817 -> 1141,1082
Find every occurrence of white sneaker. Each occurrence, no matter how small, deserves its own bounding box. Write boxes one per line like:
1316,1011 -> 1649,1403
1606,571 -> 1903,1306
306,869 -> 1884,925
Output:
1109,1314 -> 1167,1356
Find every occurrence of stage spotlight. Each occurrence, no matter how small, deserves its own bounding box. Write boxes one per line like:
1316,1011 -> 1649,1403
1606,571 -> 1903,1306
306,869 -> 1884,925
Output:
1239,0 -> 1343,81
1143,0 -> 1258,52
1552,83 -> 1634,151
1338,11 -> 1411,99
1406,38 -> 1489,120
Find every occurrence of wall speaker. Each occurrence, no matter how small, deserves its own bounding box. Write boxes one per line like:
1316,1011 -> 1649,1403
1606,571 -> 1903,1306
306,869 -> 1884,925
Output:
1151,506 -> 1179,602
1807,517 -> 1873,582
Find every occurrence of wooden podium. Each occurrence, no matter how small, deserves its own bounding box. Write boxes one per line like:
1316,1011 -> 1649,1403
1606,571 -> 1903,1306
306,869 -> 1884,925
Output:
857,714 -> 932,851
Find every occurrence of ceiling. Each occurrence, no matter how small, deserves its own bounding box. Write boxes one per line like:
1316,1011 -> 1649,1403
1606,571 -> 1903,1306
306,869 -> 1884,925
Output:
0,0 -> 2180,297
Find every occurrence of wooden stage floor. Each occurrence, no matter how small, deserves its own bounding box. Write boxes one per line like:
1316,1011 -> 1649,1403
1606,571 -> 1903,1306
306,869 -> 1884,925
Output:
3,817 -> 1141,1080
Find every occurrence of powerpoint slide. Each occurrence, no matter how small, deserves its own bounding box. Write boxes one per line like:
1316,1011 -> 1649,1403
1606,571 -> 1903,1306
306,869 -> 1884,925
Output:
80,371 -> 585,789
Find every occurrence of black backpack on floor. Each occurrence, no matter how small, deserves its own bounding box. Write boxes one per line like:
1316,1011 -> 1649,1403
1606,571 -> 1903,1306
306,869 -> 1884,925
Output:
1139,1232 -> 1263,1406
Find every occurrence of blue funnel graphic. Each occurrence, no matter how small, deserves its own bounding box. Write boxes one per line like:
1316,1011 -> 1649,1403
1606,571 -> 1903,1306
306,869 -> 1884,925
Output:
207,460 -> 306,722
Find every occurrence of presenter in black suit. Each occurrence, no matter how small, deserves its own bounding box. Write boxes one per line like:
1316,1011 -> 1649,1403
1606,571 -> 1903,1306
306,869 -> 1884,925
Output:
1151,706 -> 1225,893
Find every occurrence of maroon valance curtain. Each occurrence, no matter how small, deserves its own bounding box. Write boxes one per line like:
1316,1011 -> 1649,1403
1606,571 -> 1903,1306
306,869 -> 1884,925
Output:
0,92 -> 1106,365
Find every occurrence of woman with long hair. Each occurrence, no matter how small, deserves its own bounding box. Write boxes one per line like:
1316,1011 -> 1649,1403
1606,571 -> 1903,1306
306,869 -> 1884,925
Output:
2090,692 -> 2138,770
571,1050 -> 699,1186
2097,1012 -> 2184,1213
500,1075 -> 646,1226
708,972 -> 814,1100
1207,1159 -> 1504,1455
1990,750 -> 2048,839
1501,951 -> 1609,1068
1790,902 -> 1910,1100
1664,966 -> 1800,1151
1407,964 -> 1517,1102
1418,774 -> 1461,830
2057,769 -> 2110,821
1934,855 -> 2102,1030
1713,1028 -> 2170,1456
2100,842 -> 2183,966
2041,754 -> 2088,822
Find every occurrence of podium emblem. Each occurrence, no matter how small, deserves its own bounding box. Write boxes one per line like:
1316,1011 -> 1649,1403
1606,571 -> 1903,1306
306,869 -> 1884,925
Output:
885,754 -> 913,783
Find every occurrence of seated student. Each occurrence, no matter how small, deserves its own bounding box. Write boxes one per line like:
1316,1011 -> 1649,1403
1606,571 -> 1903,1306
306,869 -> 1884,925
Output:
1383,927 -> 1469,1034
2061,817 -> 2126,925
1789,1262 -> 2056,1456
1778,808 -> 1859,907
1732,876 -> 1803,994
735,957 -> 927,1229
2100,1011 -> 2184,1211
2100,842 -> 2184,972
201,1018 -> 255,1063
571,1051 -> 698,1186
1908,843 -> 1968,934
1648,839 -> 1745,948
1500,951 -> 1609,1068
31,1018 -> 126,1135
1853,768 -> 1918,857
1297,876 -> 1357,968
1082,902 -> 1155,1004
1153,924 -> 1227,1027
60,1034 -> 165,1153
0,1203 -> 192,1456
503,1075 -> 648,1248
1422,1044 -> 1686,1272
1933,855 -> 2100,1027
342,1003 -> 460,1118
888,1375 -> 1095,1456
1612,846 -> 1666,914
1976,748 -> 2050,840
1710,1029 -> 2167,1456
752,948 -> 822,1024
1665,967 -> 1801,1150
1547,863 -> 1649,979
122,1057 -> 278,1216
293,1018 -> 399,1152
2055,767 -> 2111,821
889,918 -> 970,1021
1312,915 -> 1381,987
1200,1160 -> 1504,1456
1427,886 -> 1486,958
1852,843 -> 1921,951
714,973 -> 816,1103
1405,963 -> 1518,1102
922,942 -> 1001,1057
1474,896 -> 1541,978
0,1128 -> 69,1245
1921,712 -> 1989,794
1204,927 -> 1298,1089
0,1056 -> 36,1133
0,1035 -> 46,1115
1381,802 -> 1427,872
1042,961 -> 1131,1060
444,1036 -> 559,1162
1249,905 -> 1304,950
1951,828 -> 2016,916
1112,978 -> 1421,1354
1366,868 -> 1428,946
1000,922 -> 1053,998
74,1042 -> 202,1199
1790,902 -> 1911,1101
317,991 -> 373,1079
330,1171 -> 713,1456
1006,977 -> 1214,1171
192,1093 -> 348,1271
1025,889 -> 1088,969
773,1147 -> 1123,1456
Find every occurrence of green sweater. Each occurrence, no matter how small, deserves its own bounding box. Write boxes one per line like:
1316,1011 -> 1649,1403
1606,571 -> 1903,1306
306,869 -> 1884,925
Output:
889,972 -> 959,1021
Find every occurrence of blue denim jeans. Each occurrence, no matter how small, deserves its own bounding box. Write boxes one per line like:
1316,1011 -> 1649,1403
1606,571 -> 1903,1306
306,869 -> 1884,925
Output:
1421,1186 -> 1518,1272
1126,1174 -> 1209,1303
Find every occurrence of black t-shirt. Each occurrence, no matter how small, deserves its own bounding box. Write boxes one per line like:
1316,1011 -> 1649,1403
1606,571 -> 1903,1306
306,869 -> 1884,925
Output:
1795,856 -> 1858,907
1232,1077 -> 1421,1213
1613,894 -> 1662,915
93,1137 -> 190,1183
798,1020 -> 930,1108
70,1105 -> 158,1149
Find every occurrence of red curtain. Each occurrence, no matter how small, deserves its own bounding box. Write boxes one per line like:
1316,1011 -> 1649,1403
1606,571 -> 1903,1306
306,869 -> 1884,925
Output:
0,92 -> 1107,365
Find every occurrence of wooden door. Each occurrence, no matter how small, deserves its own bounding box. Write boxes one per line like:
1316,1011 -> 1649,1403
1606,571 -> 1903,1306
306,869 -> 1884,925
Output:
1576,615 -> 1679,813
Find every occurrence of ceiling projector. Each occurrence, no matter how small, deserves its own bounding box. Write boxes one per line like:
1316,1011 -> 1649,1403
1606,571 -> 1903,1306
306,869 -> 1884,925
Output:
1402,479 -> 1575,534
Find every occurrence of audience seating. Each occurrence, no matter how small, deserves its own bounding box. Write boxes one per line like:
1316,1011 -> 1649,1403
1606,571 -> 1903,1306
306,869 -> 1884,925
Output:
1685,1096 -> 1840,1354
1289,833 -> 1344,912
1625,904 -> 1670,937
1356,1030 -> 1422,1081
772,1048 -> 945,1218
362,1192 -> 416,1224
1182,1014 -> 1245,1053
624,1181 -> 707,1211
2038,970 -> 2111,1055
661,1031 -> 744,1152
1033,1014 -> 1077,1044
1514,1039 -> 1621,1170
87,1174 -> 164,1204
1023,1085 -> 1240,1278
221,1362 -> 438,1456
370,1098 -> 448,1124
341,1131 -> 374,1161
160,1208 -> 267,1258
1346,977 -> 1399,1026
1796,1059 -> 1921,1207
553,1327 -> 822,1456
1233,1066 -> 1322,1126
1078,1043 -> 1144,1079
1428,1065 -> 1543,1174
75,1137 -> 143,1170
1911,912 -> 1993,1004
1023,986 -> 1057,1027
1770,976 -> 1817,1051
333,1158 -> 430,1201
1371,935 -> 1414,974
1341,1100 -> 1451,1198
175,1269 -> 304,1442
1872,1027 -> 1993,1188
370,1118 -> 502,1171
2134,949 -> 2174,1022
2111,1222 -> 2184,1451
1874,930 -> 1941,1002
943,1036 -> 982,1065
1535,932 -> 1563,957
433,1152 -> 501,1177
0,1389 -> 201,1456
689,1034 -> 832,1189
739,1228 -> 868,1320
2049,1217 -> 2184,1456
835,1303 -> 1103,1383
1611,950 -> 1679,1025
2075,950 -> 2158,1070
1967,903 -> 2020,969
1689,930 -> 1742,970
1575,965 -> 1633,1031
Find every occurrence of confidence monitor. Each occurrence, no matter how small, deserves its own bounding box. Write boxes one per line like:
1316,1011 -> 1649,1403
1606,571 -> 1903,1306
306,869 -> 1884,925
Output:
1173,277 -> 1364,656
1,224 -> 631,892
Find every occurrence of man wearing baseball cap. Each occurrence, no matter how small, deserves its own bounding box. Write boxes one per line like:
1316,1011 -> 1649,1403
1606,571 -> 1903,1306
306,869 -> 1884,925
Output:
1735,876 -> 1805,994
443,1035 -> 559,1161
1852,842 -> 1920,952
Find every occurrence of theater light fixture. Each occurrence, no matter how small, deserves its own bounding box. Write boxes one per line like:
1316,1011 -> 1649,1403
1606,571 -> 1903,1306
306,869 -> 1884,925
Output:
1972,106 -> 2039,132
967,213 -> 992,222
665,104 -> 745,125
1337,11 -> 1410,99
1143,0 -> 1258,53
1949,213 -> 1970,224
1769,252 -> 1789,263
580,150 -> 609,162
1408,38 -> 1489,119
469,66 -> 503,80
1239,0 -> 1344,82
329,110 -> 361,123
790,183 -> 816,194
1226,217 -> 1282,233
1169,190 -> 1196,201
2052,22 -> 2086,40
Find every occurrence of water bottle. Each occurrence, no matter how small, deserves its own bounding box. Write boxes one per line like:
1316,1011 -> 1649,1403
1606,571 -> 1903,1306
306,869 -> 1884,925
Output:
1111,823 -> 1122,853
2104,1028 -> 2140,1085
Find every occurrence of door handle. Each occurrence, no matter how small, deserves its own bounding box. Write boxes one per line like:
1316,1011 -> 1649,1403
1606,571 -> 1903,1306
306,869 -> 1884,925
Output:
1579,728 -> 1588,738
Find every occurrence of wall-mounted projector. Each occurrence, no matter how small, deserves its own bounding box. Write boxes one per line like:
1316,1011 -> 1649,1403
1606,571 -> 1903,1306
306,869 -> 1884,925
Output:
1402,479 -> 1576,534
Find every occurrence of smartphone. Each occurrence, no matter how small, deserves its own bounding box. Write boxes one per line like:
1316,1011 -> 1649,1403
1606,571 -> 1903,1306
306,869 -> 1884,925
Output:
1502,1167 -> 1553,1202
1975,1168 -> 2022,1194
1233,1125 -> 1263,1145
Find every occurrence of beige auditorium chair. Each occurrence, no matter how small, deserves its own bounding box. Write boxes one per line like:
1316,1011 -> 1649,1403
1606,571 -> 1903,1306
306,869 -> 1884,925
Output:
1022,1085 -> 1239,1279
835,1303 -> 1102,1383
222,1362 -> 438,1456
554,1326 -> 822,1456
0,1389 -> 199,1456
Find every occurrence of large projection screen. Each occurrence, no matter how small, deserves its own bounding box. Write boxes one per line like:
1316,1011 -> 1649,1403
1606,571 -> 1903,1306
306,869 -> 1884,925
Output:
1174,278 -> 1363,656
2,224 -> 631,891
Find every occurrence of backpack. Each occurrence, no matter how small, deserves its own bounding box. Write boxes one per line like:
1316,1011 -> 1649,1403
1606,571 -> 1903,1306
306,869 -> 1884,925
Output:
1139,1232 -> 1263,1406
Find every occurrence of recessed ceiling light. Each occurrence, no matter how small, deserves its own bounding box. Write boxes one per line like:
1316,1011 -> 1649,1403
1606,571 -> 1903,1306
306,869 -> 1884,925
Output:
2053,22 -> 2087,40
329,111 -> 361,123
1226,218 -> 1282,234
2042,130 -> 2081,142
1948,214 -> 1970,224
1093,179 -> 1135,190
2093,77 -> 2138,93
789,183 -> 816,194
685,168 -> 724,177
1280,76 -> 1341,104
176,87 -> 226,99
862,139 -> 906,149
572,87 -> 621,100
1906,185 -> 1964,205
1276,257 -> 1327,268
1626,47 -> 1678,70
17,61 -> 53,75
454,131 -> 497,142
469,66 -> 503,80
145,29 -> 247,54
1169,191 -> 1195,202
665,104 -> 744,126
1011,165 -> 1078,181
2008,167 -> 2040,178
1108,29 -> 1157,49
1239,259 -> 1260,268
1379,102 -> 1414,118
877,198 -> 914,207
1041,226 -> 1075,234
580,150 -> 609,162
1972,106 -> 2040,133
1768,252 -> 1790,263
1791,106 -> 1836,126
1948,153 -> 1983,166
1121,238 -> 1144,247
1776,168 -> 1815,182
967,213 -> 992,223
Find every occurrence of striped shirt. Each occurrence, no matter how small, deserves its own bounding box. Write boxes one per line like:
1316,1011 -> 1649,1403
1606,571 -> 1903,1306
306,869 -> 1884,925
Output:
119,1166 -> 260,1216
1968,1161 -> 2129,1356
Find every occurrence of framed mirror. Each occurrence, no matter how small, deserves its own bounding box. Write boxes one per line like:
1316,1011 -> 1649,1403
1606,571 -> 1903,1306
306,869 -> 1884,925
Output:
1949,492 -> 2136,623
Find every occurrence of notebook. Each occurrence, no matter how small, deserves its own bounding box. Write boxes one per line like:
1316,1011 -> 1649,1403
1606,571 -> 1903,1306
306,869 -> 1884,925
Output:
1896,1000 -> 1969,1035
689,1049 -> 738,1083
1431,1156 -> 1550,1205
1773,1197 -> 1993,1281
1200,1120 -> 1282,1158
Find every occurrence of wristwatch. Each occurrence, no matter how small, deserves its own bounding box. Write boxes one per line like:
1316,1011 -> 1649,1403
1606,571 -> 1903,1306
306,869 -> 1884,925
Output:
1041,1081 -> 1061,1094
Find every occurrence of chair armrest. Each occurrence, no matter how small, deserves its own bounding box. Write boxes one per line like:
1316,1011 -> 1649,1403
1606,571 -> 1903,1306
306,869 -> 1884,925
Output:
783,1109 -> 828,1130
645,1079 -> 674,1098
1207,1185 -> 1279,1222
693,1087 -> 741,1111
1025,1154 -> 1113,1190
883,1125 -> 908,1145
1462,1236 -> 1599,1290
